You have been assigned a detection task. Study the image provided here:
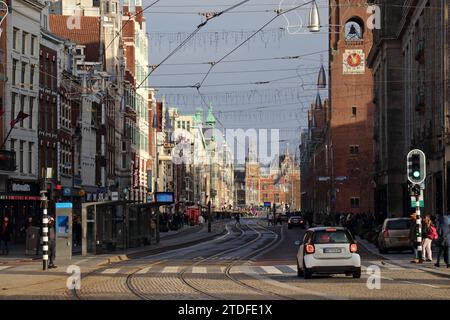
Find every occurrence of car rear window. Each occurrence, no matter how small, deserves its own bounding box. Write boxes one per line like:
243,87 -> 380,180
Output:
312,230 -> 351,244
387,220 -> 411,230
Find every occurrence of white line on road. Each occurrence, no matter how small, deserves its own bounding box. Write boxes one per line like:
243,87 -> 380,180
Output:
161,266 -> 179,273
136,267 -> 151,274
191,267 -> 207,274
101,268 -> 120,274
0,266 -> 11,271
260,266 -> 283,274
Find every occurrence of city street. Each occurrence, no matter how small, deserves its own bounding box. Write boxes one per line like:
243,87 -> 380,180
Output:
0,218 -> 449,300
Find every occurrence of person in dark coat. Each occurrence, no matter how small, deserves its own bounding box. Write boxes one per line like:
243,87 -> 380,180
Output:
435,215 -> 450,268
0,217 -> 13,255
48,217 -> 57,268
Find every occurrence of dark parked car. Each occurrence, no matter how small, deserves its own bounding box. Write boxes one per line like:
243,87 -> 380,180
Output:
288,215 -> 306,229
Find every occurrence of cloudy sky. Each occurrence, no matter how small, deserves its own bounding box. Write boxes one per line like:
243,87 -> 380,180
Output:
145,0 -> 329,164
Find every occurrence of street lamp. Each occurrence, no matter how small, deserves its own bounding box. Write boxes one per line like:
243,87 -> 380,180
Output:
308,0 -> 321,32
152,109 -> 160,243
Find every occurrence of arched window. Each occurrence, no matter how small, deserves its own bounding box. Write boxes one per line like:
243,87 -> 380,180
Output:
345,17 -> 364,41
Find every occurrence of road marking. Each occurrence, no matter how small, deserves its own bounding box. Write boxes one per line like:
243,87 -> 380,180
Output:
260,266 -> 283,274
101,268 -> 120,274
136,267 -> 151,274
161,266 -> 179,273
0,266 -> 11,271
366,260 -> 405,270
191,267 -> 207,274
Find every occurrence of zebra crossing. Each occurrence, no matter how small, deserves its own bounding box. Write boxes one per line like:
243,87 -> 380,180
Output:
97,261 -> 408,276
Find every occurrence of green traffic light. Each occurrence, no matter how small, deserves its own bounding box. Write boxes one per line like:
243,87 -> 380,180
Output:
413,171 -> 420,178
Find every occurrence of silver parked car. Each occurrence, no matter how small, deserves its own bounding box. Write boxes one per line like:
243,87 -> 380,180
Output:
378,218 -> 413,254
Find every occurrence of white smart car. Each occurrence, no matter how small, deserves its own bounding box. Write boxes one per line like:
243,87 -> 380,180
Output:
296,227 -> 361,279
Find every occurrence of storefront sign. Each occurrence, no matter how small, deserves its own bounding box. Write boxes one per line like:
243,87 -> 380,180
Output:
8,181 -> 39,195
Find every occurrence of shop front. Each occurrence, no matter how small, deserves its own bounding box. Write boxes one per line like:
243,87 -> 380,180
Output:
0,180 -> 41,244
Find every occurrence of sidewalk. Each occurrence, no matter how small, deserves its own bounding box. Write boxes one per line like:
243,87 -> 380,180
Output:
0,219 -> 228,267
356,236 -> 450,278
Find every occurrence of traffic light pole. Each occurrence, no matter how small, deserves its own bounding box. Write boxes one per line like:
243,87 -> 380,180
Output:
413,189 -> 423,262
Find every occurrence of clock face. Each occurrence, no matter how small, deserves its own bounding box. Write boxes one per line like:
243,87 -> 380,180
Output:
343,50 -> 365,74
346,53 -> 362,67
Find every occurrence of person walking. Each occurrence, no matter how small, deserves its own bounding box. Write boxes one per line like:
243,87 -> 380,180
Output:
435,215 -> 450,268
48,216 -> 57,268
422,215 -> 435,262
0,217 -> 13,255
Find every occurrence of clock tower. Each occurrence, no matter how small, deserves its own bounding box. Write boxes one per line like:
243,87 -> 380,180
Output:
328,0 -> 374,215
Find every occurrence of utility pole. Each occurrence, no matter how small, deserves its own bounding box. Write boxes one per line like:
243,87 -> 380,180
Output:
40,170 -> 49,270
407,149 -> 426,263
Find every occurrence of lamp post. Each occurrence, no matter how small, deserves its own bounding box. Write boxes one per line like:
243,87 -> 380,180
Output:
152,108 -> 160,244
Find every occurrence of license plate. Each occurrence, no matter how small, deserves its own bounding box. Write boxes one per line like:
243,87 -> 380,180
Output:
292,220 -> 298,223
324,248 -> 342,253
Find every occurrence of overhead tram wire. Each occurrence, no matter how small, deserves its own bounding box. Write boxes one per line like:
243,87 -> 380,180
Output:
136,0 -> 252,90
196,0 -> 314,89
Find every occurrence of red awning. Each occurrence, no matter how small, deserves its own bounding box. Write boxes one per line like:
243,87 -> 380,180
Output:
0,195 -> 41,201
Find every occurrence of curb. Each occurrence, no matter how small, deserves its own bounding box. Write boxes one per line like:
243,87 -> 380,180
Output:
98,221 -> 228,265
356,236 -> 450,279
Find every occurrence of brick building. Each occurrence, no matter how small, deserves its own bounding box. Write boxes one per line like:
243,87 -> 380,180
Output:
368,0 -> 448,219
328,0 -> 375,217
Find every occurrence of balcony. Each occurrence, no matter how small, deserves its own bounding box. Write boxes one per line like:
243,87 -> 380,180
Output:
0,150 -> 16,171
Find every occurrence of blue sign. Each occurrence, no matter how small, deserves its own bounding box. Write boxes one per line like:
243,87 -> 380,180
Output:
155,192 -> 174,204
264,202 -> 271,208
56,215 -> 69,237
56,202 -> 73,209
63,188 -> 72,197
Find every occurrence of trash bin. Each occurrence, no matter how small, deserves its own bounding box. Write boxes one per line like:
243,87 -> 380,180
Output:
26,226 -> 40,255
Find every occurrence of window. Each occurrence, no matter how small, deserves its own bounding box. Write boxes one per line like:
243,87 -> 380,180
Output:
11,93 -> 16,121
28,142 -> 33,174
21,62 -> 27,87
13,28 -> 18,50
345,18 -> 364,41
22,32 -> 28,54
274,193 -> 280,203
30,64 -> 35,89
187,121 -> 190,131
350,145 -> 359,155
350,197 -> 360,208
177,121 -> 180,129
352,106 -> 357,117
29,97 -> 34,129
19,141 -> 24,173
12,59 -> 18,84
182,121 -> 185,129
20,95 -> 25,127
31,35 -> 36,55
10,139 -> 15,152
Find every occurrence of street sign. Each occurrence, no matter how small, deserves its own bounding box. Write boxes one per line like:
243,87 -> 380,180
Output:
155,192 -> 174,204
407,149 -> 426,185
111,191 -> 119,201
264,202 -> 271,207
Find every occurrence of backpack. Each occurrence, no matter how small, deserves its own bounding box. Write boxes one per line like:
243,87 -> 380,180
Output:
429,225 -> 438,240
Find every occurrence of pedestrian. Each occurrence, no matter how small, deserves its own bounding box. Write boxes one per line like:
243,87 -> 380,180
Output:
0,216 -> 13,255
235,213 -> 240,226
48,216 -> 57,268
435,215 -> 450,268
422,215 -> 436,262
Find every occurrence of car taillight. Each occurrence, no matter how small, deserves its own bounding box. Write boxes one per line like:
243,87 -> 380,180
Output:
288,219 -> 291,223
350,243 -> 358,253
383,230 -> 389,238
305,244 -> 315,254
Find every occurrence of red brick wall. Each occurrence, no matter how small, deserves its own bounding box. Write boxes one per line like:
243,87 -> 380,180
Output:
329,0 -> 374,214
